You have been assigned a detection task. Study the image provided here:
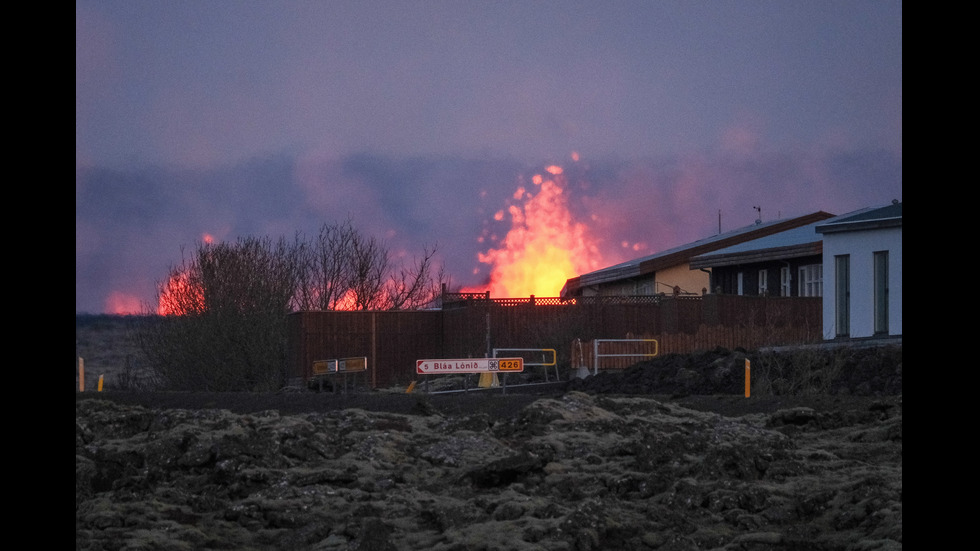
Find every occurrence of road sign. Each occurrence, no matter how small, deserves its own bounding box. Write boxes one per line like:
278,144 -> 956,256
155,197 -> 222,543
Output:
313,359 -> 337,375
416,358 -> 524,374
313,357 -> 368,375
338,357 -> 367,373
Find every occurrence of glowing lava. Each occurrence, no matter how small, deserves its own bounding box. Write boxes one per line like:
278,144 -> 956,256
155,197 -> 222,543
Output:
157,270 -> 203,316
469,162 -> 608,298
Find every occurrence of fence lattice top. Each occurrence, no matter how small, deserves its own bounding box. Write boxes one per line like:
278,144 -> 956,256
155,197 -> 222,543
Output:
441,293 -> 671,307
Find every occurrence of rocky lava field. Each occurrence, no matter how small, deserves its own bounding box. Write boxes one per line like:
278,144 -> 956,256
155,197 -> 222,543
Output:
76,345 -> 902,550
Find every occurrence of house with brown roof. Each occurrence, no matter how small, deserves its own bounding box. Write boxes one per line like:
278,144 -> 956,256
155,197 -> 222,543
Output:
560,211 -> 835,299
686,202 -> 902,341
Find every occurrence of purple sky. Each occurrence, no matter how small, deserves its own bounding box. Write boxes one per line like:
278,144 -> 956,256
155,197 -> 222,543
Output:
76,1 -> 902,314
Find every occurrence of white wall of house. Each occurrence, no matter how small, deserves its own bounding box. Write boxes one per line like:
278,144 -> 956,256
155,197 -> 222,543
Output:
821,226 -> 902,339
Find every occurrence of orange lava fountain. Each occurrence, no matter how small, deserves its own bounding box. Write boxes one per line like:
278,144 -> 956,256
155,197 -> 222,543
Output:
468,162 -> 608,298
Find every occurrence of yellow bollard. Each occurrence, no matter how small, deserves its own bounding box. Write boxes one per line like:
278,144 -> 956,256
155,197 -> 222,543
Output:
744,359 -> 751,398
98,374 -> 104,392
406,380 -> 417,394
79,357 -> 85,392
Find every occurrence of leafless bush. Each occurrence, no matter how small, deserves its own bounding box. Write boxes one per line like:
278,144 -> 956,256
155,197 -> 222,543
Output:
138,222 -> 445,391
293,221 -> 357,310
292,220 -> 443,311
138,236 -> 300,391
113,353 -> 160,391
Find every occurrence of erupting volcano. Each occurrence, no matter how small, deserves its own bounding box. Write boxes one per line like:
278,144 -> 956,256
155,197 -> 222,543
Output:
466,160 -> 615,298
141,156 -> 632,315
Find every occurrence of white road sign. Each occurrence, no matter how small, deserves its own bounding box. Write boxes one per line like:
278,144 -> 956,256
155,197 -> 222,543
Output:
416,358 -> 524,374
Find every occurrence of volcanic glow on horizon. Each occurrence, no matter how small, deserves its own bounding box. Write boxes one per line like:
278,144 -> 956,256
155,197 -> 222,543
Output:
150,157 -> 619,314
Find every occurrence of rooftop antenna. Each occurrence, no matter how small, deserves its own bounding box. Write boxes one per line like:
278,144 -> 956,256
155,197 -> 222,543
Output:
753,206 -> 762,224
718,209 -> 722,234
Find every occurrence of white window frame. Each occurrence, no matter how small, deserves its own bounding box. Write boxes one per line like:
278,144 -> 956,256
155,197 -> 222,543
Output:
798,264 -> 823,297
780,267 -> 791,296
758,269 -> 768,296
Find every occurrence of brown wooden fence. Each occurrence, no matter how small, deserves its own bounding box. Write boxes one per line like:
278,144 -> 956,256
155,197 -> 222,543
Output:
287,294 -> 822,388
571,322 -> 823,371
287,310 -> 443,389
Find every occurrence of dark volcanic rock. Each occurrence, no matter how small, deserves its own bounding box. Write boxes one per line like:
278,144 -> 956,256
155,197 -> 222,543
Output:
76,345 -> 901,550
77,393 -> 901,550
566,345 -> 903,399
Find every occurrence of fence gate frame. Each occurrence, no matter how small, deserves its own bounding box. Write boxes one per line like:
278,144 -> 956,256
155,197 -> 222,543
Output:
492,348 -> 559,381
592,339 -> 659,375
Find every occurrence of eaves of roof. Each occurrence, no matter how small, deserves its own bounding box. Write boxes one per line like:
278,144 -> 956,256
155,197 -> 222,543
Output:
689,241 -> 822,269
566,264 -> 642,287
815,202 -> 902,234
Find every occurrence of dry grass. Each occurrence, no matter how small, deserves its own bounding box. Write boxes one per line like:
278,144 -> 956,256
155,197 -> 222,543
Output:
750,346 -> 856,396
75,315 -> 155,391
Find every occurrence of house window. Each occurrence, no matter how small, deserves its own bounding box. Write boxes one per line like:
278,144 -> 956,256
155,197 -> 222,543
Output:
737,271 -> 744,296
779,267 -> 791,296
758,269 -> 768,296
835,255 -> 850,337
874,251 -> 889,335
798,264 -> 823,297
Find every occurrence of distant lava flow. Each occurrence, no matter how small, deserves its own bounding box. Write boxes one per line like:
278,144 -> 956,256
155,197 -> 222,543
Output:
105,291 -> 143,315
465,162 -> 613,298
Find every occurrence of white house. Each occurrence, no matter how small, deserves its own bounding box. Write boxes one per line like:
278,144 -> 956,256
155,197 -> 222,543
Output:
815,202 -> 902,340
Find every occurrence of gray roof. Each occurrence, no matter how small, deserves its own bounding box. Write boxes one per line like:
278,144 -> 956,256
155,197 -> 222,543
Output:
695,222 -> 824,256
689,203 -> 900,269
574,218 -> 784,285
815,202 -> 902,234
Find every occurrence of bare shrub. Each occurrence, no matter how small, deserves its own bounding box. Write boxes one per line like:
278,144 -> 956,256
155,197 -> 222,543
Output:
138,236 -> 300,391
752,346 -> 854,396
292,220 -> 443,311
138,222 -> 445,391
112,353 -> 160,391
293,221 -> 358,311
